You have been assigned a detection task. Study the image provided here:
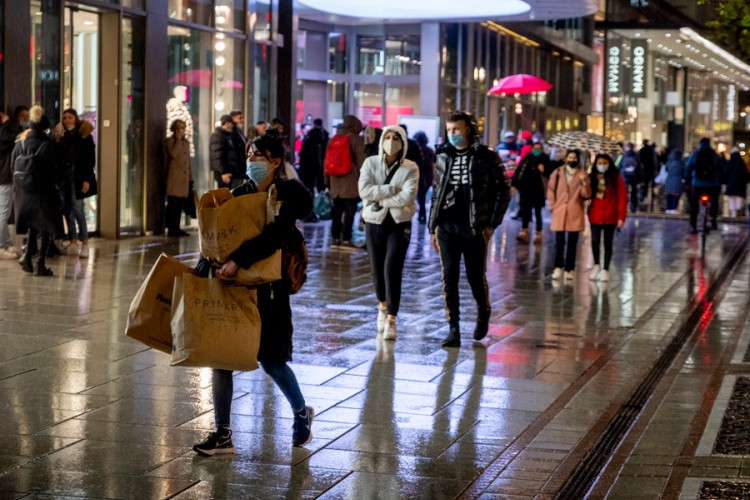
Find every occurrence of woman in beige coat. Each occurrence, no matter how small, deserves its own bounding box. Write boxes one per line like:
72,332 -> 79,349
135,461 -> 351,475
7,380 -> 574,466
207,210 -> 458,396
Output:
547,149 -> 591,281
165,119 -> 192,237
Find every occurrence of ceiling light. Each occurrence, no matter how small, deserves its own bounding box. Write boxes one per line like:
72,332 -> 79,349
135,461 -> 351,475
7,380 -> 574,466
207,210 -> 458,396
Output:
298,0 -> 531,19
665,33 -> 672,38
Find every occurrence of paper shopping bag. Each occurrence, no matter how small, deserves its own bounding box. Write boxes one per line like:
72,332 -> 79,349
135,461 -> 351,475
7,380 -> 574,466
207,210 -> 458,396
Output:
125,253 -> 194,354
197,187 -> 277,262
170,273 -> 261,371
231,250 -> 282,286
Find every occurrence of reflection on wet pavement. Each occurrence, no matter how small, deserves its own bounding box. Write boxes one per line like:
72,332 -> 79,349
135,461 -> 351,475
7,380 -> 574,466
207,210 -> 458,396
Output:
0,216 -> 747,498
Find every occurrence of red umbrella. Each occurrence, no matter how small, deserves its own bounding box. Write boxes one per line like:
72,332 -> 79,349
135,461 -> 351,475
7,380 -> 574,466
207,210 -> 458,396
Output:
488,74 -> 553,95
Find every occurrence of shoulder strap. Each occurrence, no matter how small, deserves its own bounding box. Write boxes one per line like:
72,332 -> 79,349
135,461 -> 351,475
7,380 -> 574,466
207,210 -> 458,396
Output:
383,162 -> 401,185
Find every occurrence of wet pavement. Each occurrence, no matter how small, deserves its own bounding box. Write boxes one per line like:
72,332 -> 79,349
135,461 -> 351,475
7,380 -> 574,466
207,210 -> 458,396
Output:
1,213 -> 750,499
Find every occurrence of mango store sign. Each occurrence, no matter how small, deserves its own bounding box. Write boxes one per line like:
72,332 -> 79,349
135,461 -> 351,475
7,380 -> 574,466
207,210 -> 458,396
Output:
630,40 -> 648,97
608,46 -> 621,95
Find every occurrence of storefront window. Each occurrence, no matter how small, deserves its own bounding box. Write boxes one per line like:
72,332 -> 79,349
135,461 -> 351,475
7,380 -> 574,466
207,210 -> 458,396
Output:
357,35 -> 384,75
168,0 -> 211,26
120,16 -> 146,236
252,0 -> 272,41
329,33 -> 347,73
328,81 -> 347,128
297,30 -> 307,67
168,26 -> 213,195
354,83 -> 382,127
443,24 -> 459,85
31,0 -> 62,121
384,84 -> 420,126
385,34 -> 420,76
122,0 -> 146,8
215,0 -> 244,33
214,35 -> 244,117
253,42 -> 270,122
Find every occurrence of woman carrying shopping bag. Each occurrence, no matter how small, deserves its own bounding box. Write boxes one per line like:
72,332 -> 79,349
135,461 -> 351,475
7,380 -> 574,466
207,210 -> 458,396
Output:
358,125 -> 419,341
192,131 -> 315,456
588,154 -> 627,282
547,149 -> 591,282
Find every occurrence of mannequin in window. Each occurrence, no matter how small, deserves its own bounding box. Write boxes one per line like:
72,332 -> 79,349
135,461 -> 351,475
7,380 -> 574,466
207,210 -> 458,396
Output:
166,85 -> 195,158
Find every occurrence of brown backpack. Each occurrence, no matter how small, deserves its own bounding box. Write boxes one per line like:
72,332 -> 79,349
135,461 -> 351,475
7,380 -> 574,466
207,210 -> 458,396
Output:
282,226 -> 308,294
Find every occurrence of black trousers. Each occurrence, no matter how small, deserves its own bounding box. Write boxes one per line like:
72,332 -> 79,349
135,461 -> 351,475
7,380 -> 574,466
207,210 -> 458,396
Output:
365,216 -> 412,316
625,182 -> 639,212
520,201 -> 543,231
689,186 -> 720,229
590,224 -> 616,270
26,228 -> 51,266
165,195 -> 186,234
331,197 -> 359,241
437,222 -> 491,326
554,231 -> 580,271
417,183 -> 429,221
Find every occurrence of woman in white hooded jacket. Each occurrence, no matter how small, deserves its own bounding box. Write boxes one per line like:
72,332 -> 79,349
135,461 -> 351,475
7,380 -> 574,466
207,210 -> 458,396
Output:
358,125 -> 419,340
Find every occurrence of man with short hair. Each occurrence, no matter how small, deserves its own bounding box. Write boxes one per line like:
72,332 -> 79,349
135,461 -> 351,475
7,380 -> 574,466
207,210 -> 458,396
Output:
0,105 -> 29,259
210,115 -> 244,188
685,137 -> 723,233
618,142 -> 643,212
429,111 -> 510,348
229,110 -> 247,161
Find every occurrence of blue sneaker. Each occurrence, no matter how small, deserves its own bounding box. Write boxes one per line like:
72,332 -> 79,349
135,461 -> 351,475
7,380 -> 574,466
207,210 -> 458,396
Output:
292,406 -> 315,447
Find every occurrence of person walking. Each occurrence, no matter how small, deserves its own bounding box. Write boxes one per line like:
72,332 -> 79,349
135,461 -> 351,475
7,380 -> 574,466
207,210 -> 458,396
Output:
639,139 -> 658,205
664,149 -> 686,214
0,105 -> 29,259
298,118 -> 328,199
164,119 -> 192,237
513,141 -> 550,244
685,137 -> 723,233
724,147 -> 748,218
210,115 -> 244,189
359,125 -> 419,341
11,106 -> 63,276
429,111 -> 510,348
325,115 -> 365,248
192,131 -> 315,456
588,154 -> 626,282
59,108 -> 97,258
547,149 -> 591,282
414,131 -> 435,225
619,142 -> 643,212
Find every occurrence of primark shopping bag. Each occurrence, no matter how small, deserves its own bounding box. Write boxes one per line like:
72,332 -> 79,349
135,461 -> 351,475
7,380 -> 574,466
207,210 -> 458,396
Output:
197,186 -> 278,262
170,273 -> 261,371
231,250 -> 282,286
125,253 -> 195,354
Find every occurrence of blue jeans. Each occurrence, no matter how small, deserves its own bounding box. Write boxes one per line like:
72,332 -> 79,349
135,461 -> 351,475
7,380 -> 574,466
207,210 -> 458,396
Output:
212,361 -> 305,429
0,184 -> 12,248
66,197 -> 88,241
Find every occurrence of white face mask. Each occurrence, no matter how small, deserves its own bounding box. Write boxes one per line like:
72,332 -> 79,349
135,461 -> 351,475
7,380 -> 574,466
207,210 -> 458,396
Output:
65,125 -> 75,131
383,138 -> 402,156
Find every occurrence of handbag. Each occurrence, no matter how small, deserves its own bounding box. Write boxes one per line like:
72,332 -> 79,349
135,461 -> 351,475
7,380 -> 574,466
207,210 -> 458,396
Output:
183,182 -> 198,218
654,165 -> 668,185
125,253 -> 195,354
313,189 -> 333,220
170,273 -> 261,371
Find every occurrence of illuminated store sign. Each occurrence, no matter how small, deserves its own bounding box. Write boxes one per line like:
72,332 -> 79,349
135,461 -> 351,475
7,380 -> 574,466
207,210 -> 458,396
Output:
630,40 -> 647,97
727,85 -> 736,121
608,46 -> 621,95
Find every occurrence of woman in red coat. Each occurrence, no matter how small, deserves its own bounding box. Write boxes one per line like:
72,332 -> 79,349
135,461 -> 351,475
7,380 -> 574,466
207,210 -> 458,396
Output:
588,153 -> 627,282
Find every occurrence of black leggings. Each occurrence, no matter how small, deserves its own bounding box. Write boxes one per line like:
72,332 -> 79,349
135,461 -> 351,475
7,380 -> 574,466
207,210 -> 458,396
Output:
520,202 -> 543,231
365,216 -> 412,316
590,224 -> 616,270
554,231 -> 580,271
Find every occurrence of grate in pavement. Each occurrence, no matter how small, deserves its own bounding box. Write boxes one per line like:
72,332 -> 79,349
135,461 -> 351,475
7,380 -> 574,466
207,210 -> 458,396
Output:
700,481 -> 750,499
713,377 -> 750,455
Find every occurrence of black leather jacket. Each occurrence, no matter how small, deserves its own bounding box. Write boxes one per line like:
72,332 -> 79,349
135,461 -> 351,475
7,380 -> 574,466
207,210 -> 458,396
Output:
428,142 -> 510,234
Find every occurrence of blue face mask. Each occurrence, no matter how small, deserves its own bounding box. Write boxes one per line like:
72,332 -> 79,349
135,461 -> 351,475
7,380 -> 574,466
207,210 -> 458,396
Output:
19,121 -> 30,129
447,134 -> 466,148
246,161 -> 270,184
596,164 -> 609,173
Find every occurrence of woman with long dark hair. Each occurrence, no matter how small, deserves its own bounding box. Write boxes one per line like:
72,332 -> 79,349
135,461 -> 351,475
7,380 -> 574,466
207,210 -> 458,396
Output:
588,153 -> 627,282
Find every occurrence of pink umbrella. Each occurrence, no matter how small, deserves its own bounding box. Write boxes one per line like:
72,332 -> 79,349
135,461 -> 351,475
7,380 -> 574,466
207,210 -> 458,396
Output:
488,74 -> 553,95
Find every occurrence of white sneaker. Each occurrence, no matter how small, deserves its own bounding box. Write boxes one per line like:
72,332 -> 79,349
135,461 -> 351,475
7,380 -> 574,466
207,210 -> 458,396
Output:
0,248 -> 17,260
67,244 -> 79,256
383,317 -> 397,341
564,271 -> 574,281
552,268 -> 563,280
589,265 -> 600,280
376,307 -> 387,333
79,245 -> 89,259
600,270 -> 610,282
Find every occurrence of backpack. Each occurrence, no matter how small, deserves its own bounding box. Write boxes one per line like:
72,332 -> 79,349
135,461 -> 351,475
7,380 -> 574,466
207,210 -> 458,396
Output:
694,148 -> 715,180
323,133 -> 353,177
13,140 -> 48,192
282,226 -> 308,294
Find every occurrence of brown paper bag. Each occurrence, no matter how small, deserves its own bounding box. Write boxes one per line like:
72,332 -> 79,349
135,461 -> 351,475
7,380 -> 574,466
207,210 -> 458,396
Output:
198,188 -> 274,262
170,273 -> 261,371
230,250 -> 282,286
125,253 -> 194,354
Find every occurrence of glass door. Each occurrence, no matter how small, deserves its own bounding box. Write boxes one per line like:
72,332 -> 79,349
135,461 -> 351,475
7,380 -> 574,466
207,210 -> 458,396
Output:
63,6 -> 100,235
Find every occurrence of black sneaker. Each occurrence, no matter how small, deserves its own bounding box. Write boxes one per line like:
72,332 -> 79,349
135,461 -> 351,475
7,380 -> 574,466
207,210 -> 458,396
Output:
193,429 -> 235,456
292,406 -> 315,447
442,325 -> 461,348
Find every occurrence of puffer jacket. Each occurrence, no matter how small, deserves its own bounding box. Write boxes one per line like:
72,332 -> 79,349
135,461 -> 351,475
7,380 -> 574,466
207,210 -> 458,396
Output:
210,127 -> 244,187
358,125 -> 419,224
428,142 -> 510,234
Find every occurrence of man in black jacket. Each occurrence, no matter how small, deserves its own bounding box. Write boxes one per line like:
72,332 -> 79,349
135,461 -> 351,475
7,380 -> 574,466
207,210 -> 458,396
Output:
210,115 -> 244,188
0,105 -> 29,259
429,110 -> 510,348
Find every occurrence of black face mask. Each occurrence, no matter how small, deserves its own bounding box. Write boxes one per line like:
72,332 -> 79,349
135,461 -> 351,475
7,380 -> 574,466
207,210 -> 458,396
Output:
566,161 -> 579,168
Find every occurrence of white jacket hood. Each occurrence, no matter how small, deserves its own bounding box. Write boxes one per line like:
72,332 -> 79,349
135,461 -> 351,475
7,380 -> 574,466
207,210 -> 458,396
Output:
378,125 -> 408,163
